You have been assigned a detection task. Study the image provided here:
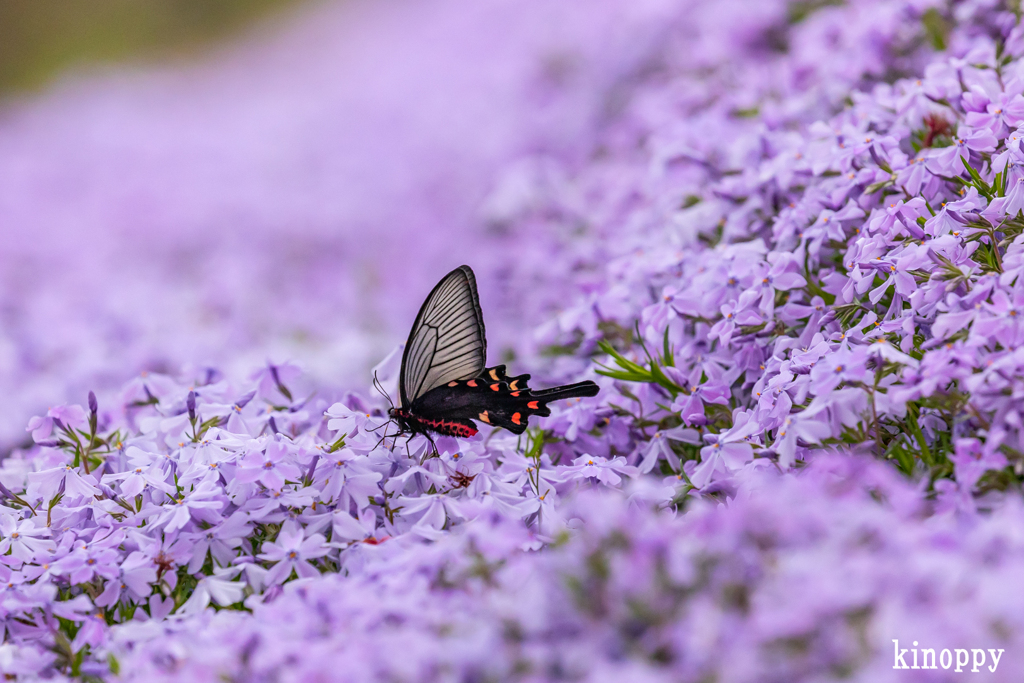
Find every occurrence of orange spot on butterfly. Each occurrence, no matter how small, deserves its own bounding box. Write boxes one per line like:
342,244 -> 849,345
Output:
489,383 -> 499,391
510,391 -> 520,397
509,381 -> 519,390
478,411 -> 490,423
511,412 -> 521,425
527,401 -> 539,410
448,381 -> 458,387
489,368 -> 500,381
467,380 -> 477,387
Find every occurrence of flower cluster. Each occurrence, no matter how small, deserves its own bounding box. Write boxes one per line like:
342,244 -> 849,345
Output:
114,456 -> 1024,682
0,360 -> 618,678
0,0 -> 689,450
504,0 -> 1024,502
3,0 -> 1024,680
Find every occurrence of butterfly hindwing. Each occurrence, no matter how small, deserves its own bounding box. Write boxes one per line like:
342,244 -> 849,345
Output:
411,365 -> 599,435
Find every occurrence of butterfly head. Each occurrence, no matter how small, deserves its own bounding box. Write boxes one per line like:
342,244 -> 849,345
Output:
388,407 -> 410,431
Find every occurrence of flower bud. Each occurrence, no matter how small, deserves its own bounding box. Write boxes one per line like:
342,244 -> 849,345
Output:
235,390 -> 256,410
88,391 -> 99,435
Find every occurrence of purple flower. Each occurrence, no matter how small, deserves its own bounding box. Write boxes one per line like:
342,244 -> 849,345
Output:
252,361 -> 302,402
636,427 -> 699,474
671,379 -> 731,426
772,411 -> 833,469
235,441 -> 302,491
184,512 -> 251,574
150,482 -> 226,533
0,515 -> 53,566
26,463 -> 99,503
257,521 -> 329,585
178,567 -> 246,613
951,438 -> 1007,491
53,540 -> 121,585
690,413 -> 759,488
25,404 -> 87,443
808,346 -> 868,395
104,459 -> 174,498
325,402 -> 380,438
95,551 -> 157,608
964,88 -> 1024,137
330,508 -> 378,544
925,124 -> 997,176
562,454 -> 636,487
708,291 -> 762,347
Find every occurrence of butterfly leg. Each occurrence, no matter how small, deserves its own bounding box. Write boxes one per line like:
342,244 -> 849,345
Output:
414,433 -> 440,466
369,422 -> 394,453
386,424 -> 406,453
365,420 -> 391,433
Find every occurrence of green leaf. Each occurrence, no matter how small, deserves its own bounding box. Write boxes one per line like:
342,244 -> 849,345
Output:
922,8 -> 949,50
595,367 -> 649,382
961,156 -> 993,198
905,402 -> 933,466
864,177 -> 895,195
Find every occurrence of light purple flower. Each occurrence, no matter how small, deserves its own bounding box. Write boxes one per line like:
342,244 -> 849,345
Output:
257,521 -> 329,585
235,441 -> 302,491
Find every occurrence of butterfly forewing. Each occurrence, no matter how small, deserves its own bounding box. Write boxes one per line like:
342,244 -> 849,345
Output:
400,266 -> 487,406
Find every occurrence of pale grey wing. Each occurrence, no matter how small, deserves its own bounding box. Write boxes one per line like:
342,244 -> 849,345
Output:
399,266 -> 486,405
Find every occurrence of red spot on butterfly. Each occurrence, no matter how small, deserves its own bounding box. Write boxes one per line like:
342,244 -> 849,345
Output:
467,380 -> 477,387
448,381 -> 458,387
511,412 -> 521,425
510,391 -> 520,397
489,383 -> 499,391
527,401 -> 539,410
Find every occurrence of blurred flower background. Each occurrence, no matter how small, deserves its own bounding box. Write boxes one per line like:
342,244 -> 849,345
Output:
5,0 -> 1024,680
0,0 -> 670,450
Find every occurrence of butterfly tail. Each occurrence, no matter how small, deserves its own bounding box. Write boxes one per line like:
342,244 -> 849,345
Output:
529,380 -> 600,403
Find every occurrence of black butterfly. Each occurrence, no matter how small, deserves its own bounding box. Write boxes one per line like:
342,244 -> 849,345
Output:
388,265 -> 598,440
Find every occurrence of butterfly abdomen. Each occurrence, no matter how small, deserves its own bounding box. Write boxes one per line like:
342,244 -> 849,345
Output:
392,408 -> 478,438
411,417 -> 478,438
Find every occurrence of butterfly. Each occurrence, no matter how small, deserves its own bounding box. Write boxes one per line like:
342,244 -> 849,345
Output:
388,265 -> 598,441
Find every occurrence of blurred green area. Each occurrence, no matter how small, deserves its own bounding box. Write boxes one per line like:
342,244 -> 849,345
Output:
0,0 -> 310,97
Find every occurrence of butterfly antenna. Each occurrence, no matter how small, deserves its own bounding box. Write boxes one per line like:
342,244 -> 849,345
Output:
372,372 -> 395,410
